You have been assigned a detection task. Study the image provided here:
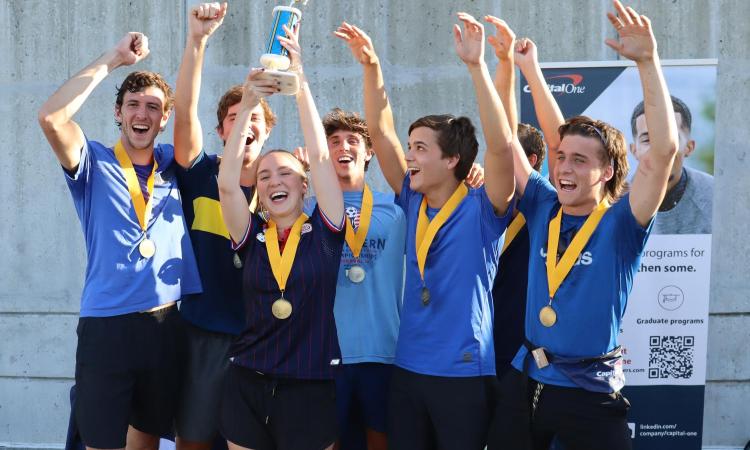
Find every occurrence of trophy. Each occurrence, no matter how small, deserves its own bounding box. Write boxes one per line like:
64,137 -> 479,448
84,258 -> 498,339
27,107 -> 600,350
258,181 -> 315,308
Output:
257,0 -> 308,95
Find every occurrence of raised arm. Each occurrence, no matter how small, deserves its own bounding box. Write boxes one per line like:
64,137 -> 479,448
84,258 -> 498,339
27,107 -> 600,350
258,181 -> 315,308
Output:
281,25 -> 344,224
515,38 -> 565,175
334,23 -> 407,194
454,13 -> 514,214
606,0 -> 678,226
485,16 -> 518,136
217,69 -> 277,243
38,33 -> 149,171
174,2 -> 227,168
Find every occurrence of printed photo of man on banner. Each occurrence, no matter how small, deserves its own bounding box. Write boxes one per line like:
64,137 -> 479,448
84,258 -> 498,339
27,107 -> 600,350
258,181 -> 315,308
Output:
521,60 -> 716,450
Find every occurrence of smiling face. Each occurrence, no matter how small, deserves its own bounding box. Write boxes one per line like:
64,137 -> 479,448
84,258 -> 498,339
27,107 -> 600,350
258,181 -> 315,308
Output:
554,134 -> 613,214
405,126 -> 459,194
256,151 -> 307,222
114,86 -> 171,153
218,102 -> 271,168
327,129 -> 372,186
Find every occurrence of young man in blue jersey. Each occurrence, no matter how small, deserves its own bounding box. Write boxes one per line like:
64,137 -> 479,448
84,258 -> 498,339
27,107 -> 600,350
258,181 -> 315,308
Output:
492,2 -> 679,449
297,107 -> 406,450
334,13 -> 516,449
171,4 -> 279,450
38,33 -> 201,450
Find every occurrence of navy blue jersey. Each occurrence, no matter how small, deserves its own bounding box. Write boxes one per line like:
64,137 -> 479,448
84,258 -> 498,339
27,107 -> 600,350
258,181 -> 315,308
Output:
176,151 -> 252,335
492,221 -> 529,377
231,207 -> 345,379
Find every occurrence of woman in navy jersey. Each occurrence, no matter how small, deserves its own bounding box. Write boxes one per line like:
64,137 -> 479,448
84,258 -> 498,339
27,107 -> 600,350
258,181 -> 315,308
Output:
217,26 -> 345,450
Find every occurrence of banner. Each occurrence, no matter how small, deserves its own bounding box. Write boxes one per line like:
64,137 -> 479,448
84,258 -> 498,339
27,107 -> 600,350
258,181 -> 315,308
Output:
520,60 -> 716,450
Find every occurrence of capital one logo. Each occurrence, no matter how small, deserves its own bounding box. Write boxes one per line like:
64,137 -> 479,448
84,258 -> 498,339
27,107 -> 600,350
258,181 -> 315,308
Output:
524,74 -> 586,95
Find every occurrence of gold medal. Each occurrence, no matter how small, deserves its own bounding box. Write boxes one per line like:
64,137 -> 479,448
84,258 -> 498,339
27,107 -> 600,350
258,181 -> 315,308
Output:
272,298 -> 293,319
421,287 -> 431,306
539,305 -> 557,327
347,264 -> 366,283
139,238 -> 156,258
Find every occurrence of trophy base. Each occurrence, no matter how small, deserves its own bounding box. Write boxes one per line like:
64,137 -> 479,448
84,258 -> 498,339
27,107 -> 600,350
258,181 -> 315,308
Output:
260,53 -> 291,71
257,70 -> 299,96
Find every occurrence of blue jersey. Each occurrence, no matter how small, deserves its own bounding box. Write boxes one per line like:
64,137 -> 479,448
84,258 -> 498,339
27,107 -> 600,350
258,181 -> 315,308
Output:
231,207 -> 345,379
512,172 -> 652,387
395,175 -> 511,377
176,151 -> 252,335
307,190 -> 406,364
65,138 -> 201,317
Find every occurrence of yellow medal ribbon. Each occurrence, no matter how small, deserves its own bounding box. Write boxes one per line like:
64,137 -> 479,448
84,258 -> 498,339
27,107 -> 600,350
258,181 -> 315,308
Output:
344,184 -> 373,259
501,213 -> 526,255
264,213 -> 309,294
415,183 -> 468,282
546,200 -> 610,299
113,140 -> 157,231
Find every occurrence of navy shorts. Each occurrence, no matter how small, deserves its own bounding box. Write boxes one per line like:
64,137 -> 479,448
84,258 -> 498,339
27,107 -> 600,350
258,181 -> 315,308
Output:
335,362 -> 392,434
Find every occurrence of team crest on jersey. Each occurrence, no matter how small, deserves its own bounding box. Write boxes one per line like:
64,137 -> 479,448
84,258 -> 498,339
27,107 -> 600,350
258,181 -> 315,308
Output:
256,232 -> 266,243
301,223 -> 312,234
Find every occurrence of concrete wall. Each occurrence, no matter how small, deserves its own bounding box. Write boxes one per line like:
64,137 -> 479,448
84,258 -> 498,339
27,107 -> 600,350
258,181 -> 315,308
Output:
1,0 -> 747,447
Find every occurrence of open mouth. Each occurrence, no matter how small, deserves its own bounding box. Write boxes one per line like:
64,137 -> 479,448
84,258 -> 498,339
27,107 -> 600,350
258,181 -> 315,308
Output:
407,167 -> 421,176
337,155 -> 354,164
132,124 -> 150,136
269,191 -> 289,203
245,135 -> 255,146
558,179 -> 577,192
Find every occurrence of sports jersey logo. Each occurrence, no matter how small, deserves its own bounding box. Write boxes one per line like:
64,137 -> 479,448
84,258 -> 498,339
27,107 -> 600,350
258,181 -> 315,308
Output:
539,247 -> 593,266
301,223 -> 312,234
256,232 -> 266,242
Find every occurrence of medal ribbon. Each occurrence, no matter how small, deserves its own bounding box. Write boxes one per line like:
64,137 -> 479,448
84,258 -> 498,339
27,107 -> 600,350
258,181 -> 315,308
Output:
113,140 -> 157,231
415,183 -> 468,281
546,200 -> 609,299
501,213 -> 526,255
344,184 -> 373,259
265,213 -> 309,293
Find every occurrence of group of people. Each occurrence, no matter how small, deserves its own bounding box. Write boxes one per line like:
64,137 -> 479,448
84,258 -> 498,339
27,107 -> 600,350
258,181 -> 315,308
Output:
39,1 -> 691,449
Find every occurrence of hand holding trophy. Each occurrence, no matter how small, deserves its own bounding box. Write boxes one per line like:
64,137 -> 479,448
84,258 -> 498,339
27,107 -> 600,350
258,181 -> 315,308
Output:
257,0 -> 308,95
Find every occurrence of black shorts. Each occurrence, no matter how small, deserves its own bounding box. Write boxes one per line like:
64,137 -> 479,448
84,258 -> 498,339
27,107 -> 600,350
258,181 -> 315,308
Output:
74,305 -> 185,449
488,368 -> 632,450
387,366 -> 496,450
175,322 -> 234,442
220,364 -> 338,450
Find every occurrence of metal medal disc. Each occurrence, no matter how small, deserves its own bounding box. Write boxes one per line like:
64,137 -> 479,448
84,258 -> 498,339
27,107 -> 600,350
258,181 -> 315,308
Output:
233,252 -> 243,269
272,298 -> 293,320
139,238 -> 156,258
539,305 -> 557,327
347,265 -> 366,283
421,287 -> 431,306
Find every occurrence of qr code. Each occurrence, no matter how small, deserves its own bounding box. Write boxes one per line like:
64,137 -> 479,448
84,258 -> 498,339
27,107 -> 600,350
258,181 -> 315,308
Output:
648,336 -> 694,379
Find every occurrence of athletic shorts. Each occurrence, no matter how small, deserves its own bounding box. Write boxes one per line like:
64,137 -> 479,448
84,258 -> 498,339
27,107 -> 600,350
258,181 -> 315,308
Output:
175,322 -> 234,442
335,362 -> 392,434
220,364 -> 338,450
488,368 -> 632,450
387,366 -> 496,450
74,305 -> 185,449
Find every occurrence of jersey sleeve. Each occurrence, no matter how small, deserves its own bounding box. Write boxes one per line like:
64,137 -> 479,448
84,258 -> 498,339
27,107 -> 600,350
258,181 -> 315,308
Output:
175,150 -> 212,201
394,174 -> 413,215
518,171 -> 558,226
614,193 -> 654,256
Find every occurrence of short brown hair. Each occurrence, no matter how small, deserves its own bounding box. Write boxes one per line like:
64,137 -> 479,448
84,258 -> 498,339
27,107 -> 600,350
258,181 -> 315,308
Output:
115,71 -> 173,127
216,85 -> 277,132
408,115 -> 478,181
558,116 -> 628,203
323,108 -> 372,170
517,123 -> 546,171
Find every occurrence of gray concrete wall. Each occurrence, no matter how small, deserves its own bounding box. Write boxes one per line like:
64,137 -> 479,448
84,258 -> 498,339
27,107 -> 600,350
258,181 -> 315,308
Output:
1,0 -> 747,447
